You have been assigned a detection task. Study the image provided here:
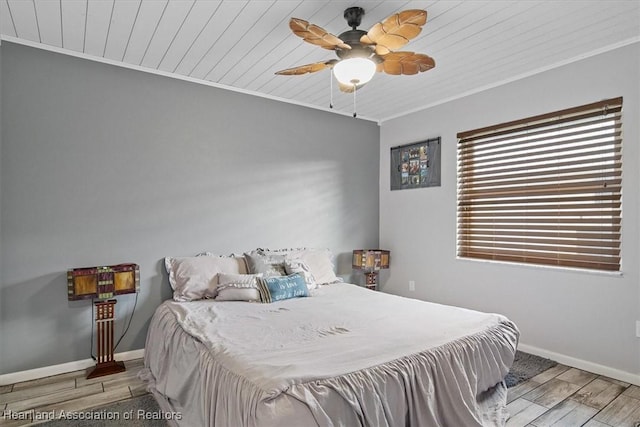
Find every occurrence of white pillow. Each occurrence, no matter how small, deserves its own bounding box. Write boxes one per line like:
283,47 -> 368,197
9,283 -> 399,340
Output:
165,255 -> 248,301
293,248 -> 341,285
284,258 -> 318,289
216,273 -> 262,302
244,251 -> 287,277
260,248 -> 341,286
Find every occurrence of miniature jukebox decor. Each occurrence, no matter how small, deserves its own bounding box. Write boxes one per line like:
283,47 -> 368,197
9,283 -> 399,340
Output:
67,263 -> 140,379
352,250 -> 390,291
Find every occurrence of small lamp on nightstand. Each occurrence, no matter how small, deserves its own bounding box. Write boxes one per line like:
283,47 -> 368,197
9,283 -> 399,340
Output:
67,263 -> 140,379
352,249 -> 390,290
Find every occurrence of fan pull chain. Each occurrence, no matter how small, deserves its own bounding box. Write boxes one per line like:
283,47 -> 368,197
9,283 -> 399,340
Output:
329,73 -> 334,109
352,84 -> 357,118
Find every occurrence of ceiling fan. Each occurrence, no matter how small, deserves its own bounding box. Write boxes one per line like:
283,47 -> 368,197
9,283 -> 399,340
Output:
275,7 -> 435,95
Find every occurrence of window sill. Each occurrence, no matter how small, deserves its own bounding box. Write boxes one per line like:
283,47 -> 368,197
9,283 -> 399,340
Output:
455,256 -> 624,278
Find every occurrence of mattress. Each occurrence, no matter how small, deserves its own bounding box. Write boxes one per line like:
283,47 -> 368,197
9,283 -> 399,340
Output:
140,283 -> 519,427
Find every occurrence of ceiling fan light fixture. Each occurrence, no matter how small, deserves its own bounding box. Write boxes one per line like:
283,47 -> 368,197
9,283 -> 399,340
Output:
333,58 -> 376,86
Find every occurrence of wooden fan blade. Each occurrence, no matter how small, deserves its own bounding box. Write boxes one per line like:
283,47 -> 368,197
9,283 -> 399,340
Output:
361,9 -> 427,55
289,18 -> 351,50
377,52 -> 435,75
275,59 -> 338,75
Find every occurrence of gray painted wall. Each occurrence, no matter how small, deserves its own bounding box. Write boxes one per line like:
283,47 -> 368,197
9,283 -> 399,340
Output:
379,43 -> 640,378
0,42 -> 3,302
0,42 -> 380,374
0,42 -> 3,303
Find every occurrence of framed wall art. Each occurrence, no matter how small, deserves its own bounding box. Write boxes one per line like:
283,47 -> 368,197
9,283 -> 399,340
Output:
390,137 -> 441,190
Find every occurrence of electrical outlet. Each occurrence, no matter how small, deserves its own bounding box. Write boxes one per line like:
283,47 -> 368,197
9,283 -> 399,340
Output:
636,321 -> 640,338
409,281 -> 415,291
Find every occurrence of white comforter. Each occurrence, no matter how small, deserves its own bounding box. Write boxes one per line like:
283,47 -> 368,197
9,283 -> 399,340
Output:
142,283 -> 519,427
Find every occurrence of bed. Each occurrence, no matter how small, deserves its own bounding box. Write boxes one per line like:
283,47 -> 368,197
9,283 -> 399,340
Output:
140,253 -> 518,426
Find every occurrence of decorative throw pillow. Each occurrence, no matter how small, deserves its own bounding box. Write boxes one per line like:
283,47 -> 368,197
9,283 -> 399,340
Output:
259,247 -> 341,285
165,255 -> 248,301
215,273 -> 262,302
296,249 -> 341,285
244,251 -> 287,278
257,274 -> 309,303
284,258 -> 318,289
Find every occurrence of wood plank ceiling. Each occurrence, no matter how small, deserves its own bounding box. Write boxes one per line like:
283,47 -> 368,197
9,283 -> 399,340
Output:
1,0 -> 639,122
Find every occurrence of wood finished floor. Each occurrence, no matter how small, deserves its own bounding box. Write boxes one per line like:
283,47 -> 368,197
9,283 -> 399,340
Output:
506,364 -> 640,427
0,359 -> 148,427
0,358 -> 638,426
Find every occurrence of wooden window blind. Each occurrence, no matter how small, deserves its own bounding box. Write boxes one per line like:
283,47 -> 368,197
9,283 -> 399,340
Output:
457,97 -> 622,272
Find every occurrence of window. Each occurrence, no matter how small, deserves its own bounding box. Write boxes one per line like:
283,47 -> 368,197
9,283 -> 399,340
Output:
457,97 -> 622,272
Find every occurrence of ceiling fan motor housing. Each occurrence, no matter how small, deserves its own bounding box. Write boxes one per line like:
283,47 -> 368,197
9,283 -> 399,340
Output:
336,29 -> 374,60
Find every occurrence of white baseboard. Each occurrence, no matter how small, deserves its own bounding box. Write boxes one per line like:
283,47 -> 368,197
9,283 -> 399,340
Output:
0,349 -> 145,386
518,343 -> 639,386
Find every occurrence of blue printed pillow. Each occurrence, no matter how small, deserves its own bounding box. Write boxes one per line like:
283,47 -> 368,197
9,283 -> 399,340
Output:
258,274 -> 309,303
